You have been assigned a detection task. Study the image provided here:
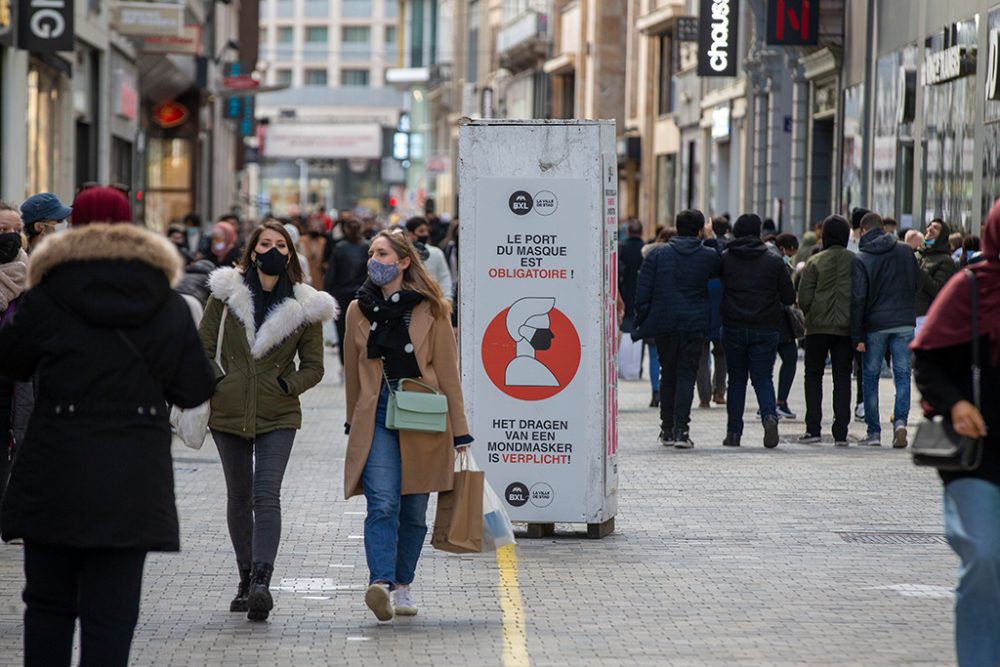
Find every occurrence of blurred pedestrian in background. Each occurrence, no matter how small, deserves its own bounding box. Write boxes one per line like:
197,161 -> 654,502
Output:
912,199 -> 1000,667
19,193 -> 72,255
0,202 -> 29,510
200,221 -> 335,622
324,216 -> 370,364
208,220 -> 241,267
0,186 -> 214,667
916,218 -> 958,333
774,232 -> 801,420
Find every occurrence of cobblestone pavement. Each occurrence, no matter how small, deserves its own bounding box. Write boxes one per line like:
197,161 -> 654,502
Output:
0,348 -> 959,666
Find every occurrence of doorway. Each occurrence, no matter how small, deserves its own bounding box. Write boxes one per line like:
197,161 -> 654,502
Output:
809,118 -> 835,225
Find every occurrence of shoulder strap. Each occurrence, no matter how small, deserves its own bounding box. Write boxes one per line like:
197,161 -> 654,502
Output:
967,270 -> 981,410
216,305 -> 227,371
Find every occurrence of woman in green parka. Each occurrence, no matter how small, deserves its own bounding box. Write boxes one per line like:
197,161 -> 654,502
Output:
199,221 -> 337,621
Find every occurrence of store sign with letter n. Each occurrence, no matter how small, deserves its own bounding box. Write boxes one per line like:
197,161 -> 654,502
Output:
766,0 -> 820,46
697,0 -> 739,77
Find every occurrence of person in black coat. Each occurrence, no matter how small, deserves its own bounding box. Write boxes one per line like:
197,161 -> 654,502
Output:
618,219 -> 645,333
719,214 -> 796,448
633,210 -> 721,448
912,199 -> 1000,666
323,217 -> 370,364
0,192 -> 214,667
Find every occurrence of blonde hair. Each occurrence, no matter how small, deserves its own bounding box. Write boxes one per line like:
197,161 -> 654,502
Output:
375,229 -> 450,320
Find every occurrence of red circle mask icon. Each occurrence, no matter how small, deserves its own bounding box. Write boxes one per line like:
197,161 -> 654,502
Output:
481,297 -> 581,401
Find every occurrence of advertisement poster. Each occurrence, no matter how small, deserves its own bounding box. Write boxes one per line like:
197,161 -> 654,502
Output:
470,177 -> 597,521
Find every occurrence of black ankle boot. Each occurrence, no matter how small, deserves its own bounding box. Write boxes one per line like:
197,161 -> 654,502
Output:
230,567 -> 251,612
649,391 -> 660,408
246,563 -> 274,621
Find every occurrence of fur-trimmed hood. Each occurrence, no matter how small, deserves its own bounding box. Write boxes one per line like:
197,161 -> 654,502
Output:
208,266 -> 338,359
28,223 -> 183,288
28,224 -> 186,329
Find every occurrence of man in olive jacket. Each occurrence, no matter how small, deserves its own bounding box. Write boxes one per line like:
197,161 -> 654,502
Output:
915,218 -> 958,325
797,215 -> 854,445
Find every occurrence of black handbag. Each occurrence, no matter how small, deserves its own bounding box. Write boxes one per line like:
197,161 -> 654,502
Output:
912,270 -> 984,471
784,305 -> 806,340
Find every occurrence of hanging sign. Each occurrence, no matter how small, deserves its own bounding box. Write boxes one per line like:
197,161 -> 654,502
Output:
152,100 -> 188,128
766,0 -> 820,46
697,0 -> 739,77
18,0 -> 74,52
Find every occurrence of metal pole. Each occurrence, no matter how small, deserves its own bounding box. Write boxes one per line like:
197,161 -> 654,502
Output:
860,0 -> 875,206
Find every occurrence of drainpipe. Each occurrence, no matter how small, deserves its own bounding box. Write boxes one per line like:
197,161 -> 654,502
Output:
860,0 -> 875,206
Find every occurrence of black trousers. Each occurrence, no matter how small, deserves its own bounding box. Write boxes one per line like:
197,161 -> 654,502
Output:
655,333 -> 704,434
23,544 -> 147,667
696,340 -> 727,403
777,340 -> 798,404
804,334 -> 854,441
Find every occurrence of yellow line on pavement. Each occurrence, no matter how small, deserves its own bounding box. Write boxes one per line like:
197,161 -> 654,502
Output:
496,544 -> 530,667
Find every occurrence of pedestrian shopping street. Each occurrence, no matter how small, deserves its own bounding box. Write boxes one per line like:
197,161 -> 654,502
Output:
0,349 -> 956,666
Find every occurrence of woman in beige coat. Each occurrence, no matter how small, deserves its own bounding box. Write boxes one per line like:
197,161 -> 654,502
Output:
344,230 -> 471,621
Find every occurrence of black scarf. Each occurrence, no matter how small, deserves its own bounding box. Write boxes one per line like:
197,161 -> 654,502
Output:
357,280 -> 423,380
244,269 -> 295,330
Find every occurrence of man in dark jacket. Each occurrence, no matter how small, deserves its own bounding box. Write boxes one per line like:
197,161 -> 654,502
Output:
618,219 -> 645,334
851,212 -> 921,448
633,209 -> 721,448
719,214 -> 796,448
797,215 -> 854,446
915,218 -> 958,323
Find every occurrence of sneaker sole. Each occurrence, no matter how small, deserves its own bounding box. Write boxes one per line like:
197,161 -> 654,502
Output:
763,422 -> 779,449
798,437 -> 822,444
674,442 -> 694,449
395,605 -> 418,617
365,585 -> 394,621
893,428 -> 908,449
835,441 -> 849,447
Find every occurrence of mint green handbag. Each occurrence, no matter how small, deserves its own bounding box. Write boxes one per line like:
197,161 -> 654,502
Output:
385,377 -> 449,433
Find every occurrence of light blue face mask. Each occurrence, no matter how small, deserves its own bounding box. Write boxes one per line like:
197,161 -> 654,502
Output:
782,255 -> 793,266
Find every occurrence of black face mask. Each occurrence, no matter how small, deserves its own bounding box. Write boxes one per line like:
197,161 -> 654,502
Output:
308,230 -> 322,238
530,328 -> 555,351
0,232 -> 22,264
416,234 -> 430,245
255,247 -> 289,276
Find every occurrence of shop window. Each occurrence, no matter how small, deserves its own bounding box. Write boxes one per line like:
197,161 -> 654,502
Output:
341,68 -> 370,86
872,45 -> 918,223
305,69 -> 328,86
275,69 -> 293,85
656,154 -> 676,227
840,84 -> 864,215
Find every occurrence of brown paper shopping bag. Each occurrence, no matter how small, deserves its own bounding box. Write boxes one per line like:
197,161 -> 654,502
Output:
431,453 -> 484,554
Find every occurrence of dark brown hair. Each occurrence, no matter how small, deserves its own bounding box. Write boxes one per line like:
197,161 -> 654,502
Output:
239,220 -> 305,284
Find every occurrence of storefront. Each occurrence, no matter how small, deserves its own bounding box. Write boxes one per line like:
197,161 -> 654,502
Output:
27,57 -> 72,196
872,44 -> 918,226
143,92 -> 200,231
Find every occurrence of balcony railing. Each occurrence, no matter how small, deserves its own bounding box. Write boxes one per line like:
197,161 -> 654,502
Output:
497,9 -> 547,55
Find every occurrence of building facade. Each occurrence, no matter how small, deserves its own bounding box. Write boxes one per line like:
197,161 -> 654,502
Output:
255,0 -> 404,217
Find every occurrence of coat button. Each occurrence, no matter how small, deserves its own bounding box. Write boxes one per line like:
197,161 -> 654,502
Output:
54,405 -> 62,415
150,406 -> 157,416
137,406 -> 144,415
68,404 -> 75,414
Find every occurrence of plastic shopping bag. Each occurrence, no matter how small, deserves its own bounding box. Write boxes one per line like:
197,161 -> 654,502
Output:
466,451 -> 516,551
618,335 -> 642,381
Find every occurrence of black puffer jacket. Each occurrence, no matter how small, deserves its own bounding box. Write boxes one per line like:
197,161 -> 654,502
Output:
850,228 -> 921,343
323,239 -> 370,303
0,224 -> 214,551
632,236 -> 721,338
720,236 -> 796,330
915,224 -> 958,316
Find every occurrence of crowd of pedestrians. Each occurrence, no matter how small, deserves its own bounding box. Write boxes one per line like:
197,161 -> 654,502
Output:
0,189 -> 471,665
622,203 -> 999,665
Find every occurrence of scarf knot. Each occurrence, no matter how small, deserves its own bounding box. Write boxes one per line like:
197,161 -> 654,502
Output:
357,280 -> 423,379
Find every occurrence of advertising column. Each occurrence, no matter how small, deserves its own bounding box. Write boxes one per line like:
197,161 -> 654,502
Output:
459,119 -> 618,537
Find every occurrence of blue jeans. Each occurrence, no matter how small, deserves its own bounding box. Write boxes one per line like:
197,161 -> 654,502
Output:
721,326 -> 779,436
361,385 -> 430,587
944,478 -> 1000,667
862,329 -> 913,437
648,342 -> 661,393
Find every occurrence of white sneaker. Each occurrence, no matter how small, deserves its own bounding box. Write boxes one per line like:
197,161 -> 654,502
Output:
365,583 -> 394,621
854,403 -> 865,422
393,586 -> 418,616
